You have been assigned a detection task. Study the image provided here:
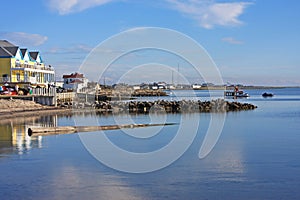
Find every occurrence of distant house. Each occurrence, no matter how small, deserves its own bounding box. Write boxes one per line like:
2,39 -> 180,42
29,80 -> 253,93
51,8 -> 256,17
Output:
192,84 -> 202,90
62,72 -> 88,92
0,40 -> 55,87
132,85 -> 141,90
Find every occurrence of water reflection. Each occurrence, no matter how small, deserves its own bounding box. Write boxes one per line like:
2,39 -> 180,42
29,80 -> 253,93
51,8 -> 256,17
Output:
0,115 -> 58,156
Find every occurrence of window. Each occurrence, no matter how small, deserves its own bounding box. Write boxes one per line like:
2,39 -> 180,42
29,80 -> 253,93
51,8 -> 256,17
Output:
2,74 -> 9,82
16,73 -> 20,82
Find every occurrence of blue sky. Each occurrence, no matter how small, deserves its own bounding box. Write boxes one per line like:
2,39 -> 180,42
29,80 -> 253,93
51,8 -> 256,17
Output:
0,0 -> 299,86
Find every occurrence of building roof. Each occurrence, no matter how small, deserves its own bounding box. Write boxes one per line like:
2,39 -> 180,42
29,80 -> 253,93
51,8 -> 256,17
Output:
20,48 -> 27,57
0,40 -> 16,47
70,79 -> 84,84
63,73 -> 84,79
29,51 -> 39,60
4,47 -> 19,57
0,46 -> 13,57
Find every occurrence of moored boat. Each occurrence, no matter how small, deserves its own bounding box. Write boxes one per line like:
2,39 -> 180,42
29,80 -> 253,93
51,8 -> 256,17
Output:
224,86 -> 249,98
262,92 -> 274,97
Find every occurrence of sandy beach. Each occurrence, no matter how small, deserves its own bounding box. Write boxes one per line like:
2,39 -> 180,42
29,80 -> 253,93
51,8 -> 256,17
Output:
0,99 -> 69,119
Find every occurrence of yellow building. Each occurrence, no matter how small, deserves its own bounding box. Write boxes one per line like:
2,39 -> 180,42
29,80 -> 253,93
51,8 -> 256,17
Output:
0,40 -> 55,87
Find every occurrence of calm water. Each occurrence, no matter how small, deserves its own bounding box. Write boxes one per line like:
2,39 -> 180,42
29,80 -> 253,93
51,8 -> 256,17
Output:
1,88 -> 300,200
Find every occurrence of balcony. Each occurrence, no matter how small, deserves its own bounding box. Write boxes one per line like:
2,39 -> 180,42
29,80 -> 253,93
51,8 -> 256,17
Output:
14,62 -> 54,72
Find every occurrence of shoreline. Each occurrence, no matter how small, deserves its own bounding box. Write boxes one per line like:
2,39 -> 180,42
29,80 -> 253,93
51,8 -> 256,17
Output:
0,107 -> 72,119
0,97 -> 257,120
0,98 -> 71,119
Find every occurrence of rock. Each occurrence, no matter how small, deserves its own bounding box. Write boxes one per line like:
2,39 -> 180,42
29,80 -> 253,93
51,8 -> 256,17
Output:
90,99 -> 257,114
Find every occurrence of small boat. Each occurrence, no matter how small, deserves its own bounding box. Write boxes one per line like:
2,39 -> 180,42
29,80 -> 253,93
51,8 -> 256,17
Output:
224,90 -> 249,98
262,92 -> 274,97
236,91 -> 250,98
224,86 -> 249,98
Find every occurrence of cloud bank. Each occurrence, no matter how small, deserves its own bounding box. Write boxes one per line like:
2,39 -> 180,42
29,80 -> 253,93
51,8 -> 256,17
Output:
48,0 -> 117,15
48,0 -> 252,29
0,32 -> 48,46
46,44 -> 93,54
166,0 -> 252,29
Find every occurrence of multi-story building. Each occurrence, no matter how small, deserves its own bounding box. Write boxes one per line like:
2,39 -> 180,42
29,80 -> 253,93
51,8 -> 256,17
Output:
0,40 -> 55,87
63,72 -> 88,92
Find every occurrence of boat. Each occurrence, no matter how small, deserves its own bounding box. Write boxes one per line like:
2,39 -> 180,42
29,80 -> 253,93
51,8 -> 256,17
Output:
224,86 -> 249,98
236,90 -> 250,98
262,92 -> 274,97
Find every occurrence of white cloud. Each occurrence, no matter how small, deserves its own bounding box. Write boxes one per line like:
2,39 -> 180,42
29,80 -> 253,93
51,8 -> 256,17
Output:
47,0 -> 252,29
45,44 -> 93,54
165,0 -> 252,29
48,0 -> 117,15
222,37 -> 243,45
0,32 -> 48,46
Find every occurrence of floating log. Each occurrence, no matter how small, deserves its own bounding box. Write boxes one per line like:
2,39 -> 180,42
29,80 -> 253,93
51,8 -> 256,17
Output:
28,123 -> 177,137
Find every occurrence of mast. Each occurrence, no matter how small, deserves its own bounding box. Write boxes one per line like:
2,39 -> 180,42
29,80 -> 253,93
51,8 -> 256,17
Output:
171,70 -> 174,85
177,63 -> 179,86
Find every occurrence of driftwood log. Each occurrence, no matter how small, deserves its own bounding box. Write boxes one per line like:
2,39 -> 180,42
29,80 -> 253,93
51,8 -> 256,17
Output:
28,123 -> 177,137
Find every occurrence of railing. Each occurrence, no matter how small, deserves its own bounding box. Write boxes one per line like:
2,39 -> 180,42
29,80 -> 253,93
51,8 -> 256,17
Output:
78,87 -> 96,94
32,88 -> 56,96
56,92 -> 76,103
13,63 -> 54,72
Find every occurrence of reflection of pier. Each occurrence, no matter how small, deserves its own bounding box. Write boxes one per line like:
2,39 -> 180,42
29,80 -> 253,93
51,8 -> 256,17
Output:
0,115 -> 58,156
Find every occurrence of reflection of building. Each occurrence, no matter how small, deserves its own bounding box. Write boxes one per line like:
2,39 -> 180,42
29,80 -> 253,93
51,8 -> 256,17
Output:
63,72 -> 88,92
0,40 -> 55,87
12,124 -> 42,153
0,115 -> 57,155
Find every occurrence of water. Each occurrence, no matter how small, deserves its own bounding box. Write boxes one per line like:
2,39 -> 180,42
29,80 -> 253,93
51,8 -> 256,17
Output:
1,88 -> 300,199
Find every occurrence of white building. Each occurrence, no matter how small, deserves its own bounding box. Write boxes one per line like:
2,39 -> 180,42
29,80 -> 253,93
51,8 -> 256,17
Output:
192,84 -> 202,90
62,72 -> 88,92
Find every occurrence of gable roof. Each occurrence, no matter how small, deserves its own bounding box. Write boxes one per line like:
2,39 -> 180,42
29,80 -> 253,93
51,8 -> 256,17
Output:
0,46 -> 13,57
63,73 -> 84,79
0,40 -> 44,62
20,48 -> 27,57
29,51 -> 39,60
4,47 -> 19,57
70,79 -> 84,84
0,40 -> 16,47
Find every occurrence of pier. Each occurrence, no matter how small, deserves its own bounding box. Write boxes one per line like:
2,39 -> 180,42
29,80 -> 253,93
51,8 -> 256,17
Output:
0,88 -> 57,106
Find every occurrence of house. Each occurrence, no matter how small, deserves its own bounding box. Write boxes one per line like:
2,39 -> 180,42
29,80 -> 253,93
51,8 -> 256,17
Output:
192,84 -> 202,90
0,40 -> 55,87
62,72 -> 88,92
132,85 -> 141,90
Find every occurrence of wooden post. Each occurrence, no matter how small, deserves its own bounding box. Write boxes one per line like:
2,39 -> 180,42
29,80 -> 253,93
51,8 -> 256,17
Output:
28,123 -> 178,137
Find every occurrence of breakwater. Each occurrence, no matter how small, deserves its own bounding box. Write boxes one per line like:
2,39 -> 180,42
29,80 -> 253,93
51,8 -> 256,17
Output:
72,99 -> 257,113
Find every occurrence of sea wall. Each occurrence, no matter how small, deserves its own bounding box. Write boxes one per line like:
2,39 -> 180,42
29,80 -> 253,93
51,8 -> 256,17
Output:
74,99 -> 257,113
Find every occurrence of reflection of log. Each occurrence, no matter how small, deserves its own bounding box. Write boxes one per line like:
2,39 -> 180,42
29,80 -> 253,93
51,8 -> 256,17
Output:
28,123 -> 177,137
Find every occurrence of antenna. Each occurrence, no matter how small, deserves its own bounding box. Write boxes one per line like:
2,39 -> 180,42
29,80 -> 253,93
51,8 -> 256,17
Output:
177,63 -> 179,86
171,70 -> 174,85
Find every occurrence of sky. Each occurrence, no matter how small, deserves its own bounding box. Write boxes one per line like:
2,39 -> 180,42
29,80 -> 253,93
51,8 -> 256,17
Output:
0,0 -> 299,86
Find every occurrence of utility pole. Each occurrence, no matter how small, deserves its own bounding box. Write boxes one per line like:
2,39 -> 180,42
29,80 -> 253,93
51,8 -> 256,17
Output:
177,63 -> 179,86
171,70 -> 174,85
103,77 -> 106,88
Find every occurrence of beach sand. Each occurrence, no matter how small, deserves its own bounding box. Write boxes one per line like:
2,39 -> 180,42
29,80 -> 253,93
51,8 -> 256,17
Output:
0,99 -> 69,119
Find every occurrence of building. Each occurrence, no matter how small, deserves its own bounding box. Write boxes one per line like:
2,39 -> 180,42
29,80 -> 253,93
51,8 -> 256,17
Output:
0,40 -> 55,87
192,84 -> 202,90
62,72 -> 88,92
